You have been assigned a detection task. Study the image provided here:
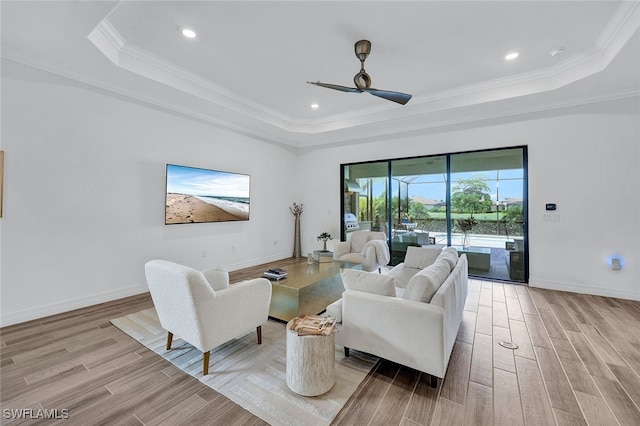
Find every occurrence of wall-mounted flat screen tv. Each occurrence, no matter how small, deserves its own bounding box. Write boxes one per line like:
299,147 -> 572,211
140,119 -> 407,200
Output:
165,164 -> 250,224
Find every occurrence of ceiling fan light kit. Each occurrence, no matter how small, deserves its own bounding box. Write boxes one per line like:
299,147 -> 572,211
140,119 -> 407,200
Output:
307,39 -> 412,105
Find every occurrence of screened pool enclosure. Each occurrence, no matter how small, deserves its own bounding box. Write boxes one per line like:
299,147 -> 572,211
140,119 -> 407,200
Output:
341,147 -> 528,283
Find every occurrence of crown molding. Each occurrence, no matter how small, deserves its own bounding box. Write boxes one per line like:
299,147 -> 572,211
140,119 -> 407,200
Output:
86,17 -> 124,66
4,0 -> 638,151
3,48 -> 638,153
596,0 -> 640,51
86,2 -> 640,135
0,51 -> 291,148
87,22 -> 300,131
295,87 -> 640,150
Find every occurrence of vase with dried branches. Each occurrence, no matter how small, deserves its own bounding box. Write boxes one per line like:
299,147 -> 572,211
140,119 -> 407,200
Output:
290,203 -> 304,258
457,215 -> 477,249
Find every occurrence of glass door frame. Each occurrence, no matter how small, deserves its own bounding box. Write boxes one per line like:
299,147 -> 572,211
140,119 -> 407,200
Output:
341,145 -> 529,283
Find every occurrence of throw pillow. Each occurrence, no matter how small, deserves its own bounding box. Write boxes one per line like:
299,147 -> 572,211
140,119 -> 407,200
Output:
437,247 -> 459,270
341,268 -> 396,297
403,246 -> 442,269
403,259 -> 451,303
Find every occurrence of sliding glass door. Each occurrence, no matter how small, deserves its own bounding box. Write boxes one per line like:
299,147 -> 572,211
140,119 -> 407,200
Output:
342,161 -> 389,235
449,148 -> 526,281
341,147 -> 528,283
389,156 -> 447,264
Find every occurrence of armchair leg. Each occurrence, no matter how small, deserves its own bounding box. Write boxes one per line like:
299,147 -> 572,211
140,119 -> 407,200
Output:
344,347 -> 350,357
166,332 -> 173,350
203,351 -> 210,376
256,326 -> 262,344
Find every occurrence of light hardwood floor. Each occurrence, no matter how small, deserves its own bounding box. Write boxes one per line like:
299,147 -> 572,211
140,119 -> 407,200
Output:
2,258 -> 640,425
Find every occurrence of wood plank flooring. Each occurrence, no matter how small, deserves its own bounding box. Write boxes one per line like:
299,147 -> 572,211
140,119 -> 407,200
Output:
2,258 -> 640,425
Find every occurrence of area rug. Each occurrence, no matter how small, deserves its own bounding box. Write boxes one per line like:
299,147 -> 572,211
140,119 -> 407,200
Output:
111,309 -> 377,426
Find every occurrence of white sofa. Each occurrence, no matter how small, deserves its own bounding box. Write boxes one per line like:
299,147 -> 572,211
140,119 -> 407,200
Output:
326,246 -> 468,386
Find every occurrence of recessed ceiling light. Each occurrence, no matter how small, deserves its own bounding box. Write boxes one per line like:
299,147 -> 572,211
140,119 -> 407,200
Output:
311,103 -> 319,109
181,28 -> 196,39
504,51 -> 519,61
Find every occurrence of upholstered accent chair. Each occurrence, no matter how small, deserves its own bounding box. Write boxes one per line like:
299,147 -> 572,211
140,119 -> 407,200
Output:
333,231 -> 390,272
144,260 -> 272,375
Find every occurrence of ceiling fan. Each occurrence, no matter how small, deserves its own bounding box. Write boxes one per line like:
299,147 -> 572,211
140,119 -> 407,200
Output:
307,40 -> 412,105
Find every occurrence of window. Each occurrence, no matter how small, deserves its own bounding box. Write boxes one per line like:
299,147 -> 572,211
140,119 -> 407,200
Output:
342,147 -> 527,282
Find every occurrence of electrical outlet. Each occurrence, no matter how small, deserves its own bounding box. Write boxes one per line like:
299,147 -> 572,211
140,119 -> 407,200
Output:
202,250 -> 207,258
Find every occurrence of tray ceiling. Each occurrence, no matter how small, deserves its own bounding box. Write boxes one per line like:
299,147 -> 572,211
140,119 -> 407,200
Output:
2,1 -> 639,148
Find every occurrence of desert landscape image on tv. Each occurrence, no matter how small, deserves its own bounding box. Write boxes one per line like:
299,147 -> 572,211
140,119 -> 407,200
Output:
165,164 -> 250,224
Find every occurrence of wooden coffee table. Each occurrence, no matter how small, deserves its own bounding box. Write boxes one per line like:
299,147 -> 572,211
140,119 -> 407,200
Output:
267,260 -> 360,322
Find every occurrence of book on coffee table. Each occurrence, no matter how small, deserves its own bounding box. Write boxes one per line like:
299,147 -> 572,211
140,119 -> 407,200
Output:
263,268 -> 287,280
289,314 -> 336,336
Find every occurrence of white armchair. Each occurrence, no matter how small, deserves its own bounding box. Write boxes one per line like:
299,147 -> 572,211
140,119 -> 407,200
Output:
144,260 -> 272,375
333,231 -> 390,272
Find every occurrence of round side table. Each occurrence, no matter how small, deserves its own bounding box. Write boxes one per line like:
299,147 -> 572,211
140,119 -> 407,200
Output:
286,318 -> 335,396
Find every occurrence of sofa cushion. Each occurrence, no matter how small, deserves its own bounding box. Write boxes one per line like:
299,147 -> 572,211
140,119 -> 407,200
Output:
341,269 -> 396,297
403,259 -> 451,303
325,299 -> 343,323
385,262 -> 420,289
437,247 -> 459,270
404,246 -> 442,269
339,252 -> 366,264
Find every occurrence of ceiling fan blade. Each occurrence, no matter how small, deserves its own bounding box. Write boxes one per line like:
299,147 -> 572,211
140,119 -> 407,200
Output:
307,81 -> 362,93
362,88 -> 412,105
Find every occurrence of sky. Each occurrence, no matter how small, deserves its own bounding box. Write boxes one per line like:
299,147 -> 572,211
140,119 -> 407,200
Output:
166,164 -> 250,198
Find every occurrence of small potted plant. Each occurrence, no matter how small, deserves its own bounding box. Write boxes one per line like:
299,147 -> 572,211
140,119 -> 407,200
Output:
317,232 -> 333,251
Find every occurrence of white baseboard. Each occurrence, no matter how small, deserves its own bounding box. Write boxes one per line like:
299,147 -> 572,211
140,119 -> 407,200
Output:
1,253 -> 303,327
529,278 -> 640,301
0,285 -> 149,327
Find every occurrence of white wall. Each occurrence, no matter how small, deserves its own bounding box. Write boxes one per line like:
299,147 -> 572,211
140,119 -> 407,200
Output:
297,98 -> 640,301
0,63 -> 298,326
2,61 -> 638,326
